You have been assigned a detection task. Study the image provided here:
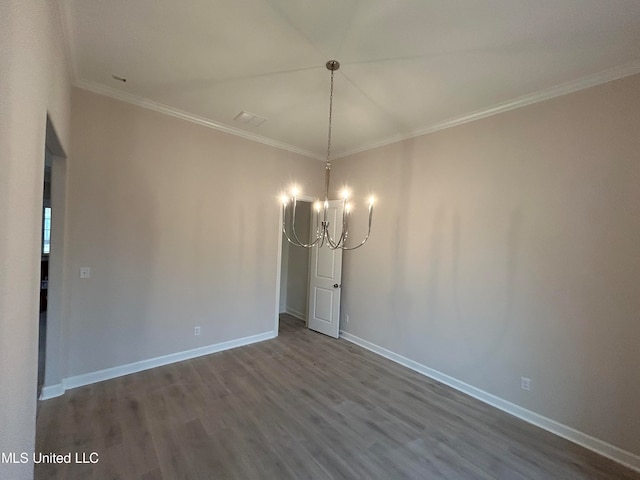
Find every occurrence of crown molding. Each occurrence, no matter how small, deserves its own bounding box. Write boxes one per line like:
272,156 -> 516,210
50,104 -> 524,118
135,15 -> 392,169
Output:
69,51 -> 640,162
58,0 -> 321,160
74,79 -> 324,161
335,59 -> 640,159
56,0 -> 78,84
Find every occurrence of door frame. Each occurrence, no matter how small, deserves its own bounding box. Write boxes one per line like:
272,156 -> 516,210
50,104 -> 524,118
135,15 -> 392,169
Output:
274,194 -> 315,335
39,118 -> 68,399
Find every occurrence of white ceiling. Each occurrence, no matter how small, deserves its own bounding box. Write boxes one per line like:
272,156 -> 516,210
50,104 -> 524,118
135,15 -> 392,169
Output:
59,0 -> 640,159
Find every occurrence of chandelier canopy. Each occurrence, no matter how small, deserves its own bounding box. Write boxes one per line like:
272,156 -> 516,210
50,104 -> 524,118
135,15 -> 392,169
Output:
280,60 -> 375,251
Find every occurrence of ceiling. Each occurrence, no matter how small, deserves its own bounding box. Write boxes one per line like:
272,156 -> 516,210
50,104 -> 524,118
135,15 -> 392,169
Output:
59,0 -> 640,159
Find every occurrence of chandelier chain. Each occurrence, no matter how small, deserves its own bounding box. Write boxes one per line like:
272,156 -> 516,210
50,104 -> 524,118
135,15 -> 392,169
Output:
326,68 -> 334,165
280,59 -> 374,251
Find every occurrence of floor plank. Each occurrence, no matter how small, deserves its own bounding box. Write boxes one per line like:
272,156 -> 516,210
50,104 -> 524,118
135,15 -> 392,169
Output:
36,314 -> 640,479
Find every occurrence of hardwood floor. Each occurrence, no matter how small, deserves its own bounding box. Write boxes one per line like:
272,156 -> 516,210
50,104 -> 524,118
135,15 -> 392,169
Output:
36,314 -> 639,479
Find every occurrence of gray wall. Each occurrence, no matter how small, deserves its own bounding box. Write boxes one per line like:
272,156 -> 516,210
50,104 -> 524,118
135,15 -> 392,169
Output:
5,4 -> 638,472
333,73 -> 640,457
62,88 -> 324,377
0,2 -> 72,479
285,201 -> 311,319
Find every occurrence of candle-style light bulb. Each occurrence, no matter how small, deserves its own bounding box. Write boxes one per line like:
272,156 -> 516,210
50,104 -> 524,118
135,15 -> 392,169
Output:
341,188 -> 350,200
314,201 -> 321,212
345,202 -> 352,214
368,195 -> 375,207
290,186 -> 299,198
280,194 -> 289,206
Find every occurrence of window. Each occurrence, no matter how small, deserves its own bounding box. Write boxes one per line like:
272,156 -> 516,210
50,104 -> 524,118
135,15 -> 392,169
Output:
42,207 -> 51,254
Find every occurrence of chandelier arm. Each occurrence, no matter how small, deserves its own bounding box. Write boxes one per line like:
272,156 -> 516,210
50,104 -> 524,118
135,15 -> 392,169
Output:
330,198 -> 350,249
279,59 -> 375,253
290,212 -> 322,248
282,201 -> 321,248
325,226 -> 346,250
291,196 -> 297,225
337,230 -> 371,250
319,228 -> 326,248
335,207 -> 374,250
287,196 -> 311,247
342,199 -> 349,241
282,223 -> 302,247
322,198 -> 329,227
282,207 -> 302,247
282,223 -> 322,248
297,234 -> 323,248
324,226 -> 337,249
313,209 -> 323,245
282,204 -> 314,248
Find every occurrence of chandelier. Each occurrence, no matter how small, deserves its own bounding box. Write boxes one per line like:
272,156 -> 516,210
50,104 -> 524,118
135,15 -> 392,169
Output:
280,60 -> 374,251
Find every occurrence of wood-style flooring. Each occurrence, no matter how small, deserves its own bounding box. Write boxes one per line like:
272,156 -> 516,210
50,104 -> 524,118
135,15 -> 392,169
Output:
35,314 -> 640,479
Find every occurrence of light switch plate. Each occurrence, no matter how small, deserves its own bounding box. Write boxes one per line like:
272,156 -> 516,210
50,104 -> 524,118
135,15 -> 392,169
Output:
80,267 -> 91,279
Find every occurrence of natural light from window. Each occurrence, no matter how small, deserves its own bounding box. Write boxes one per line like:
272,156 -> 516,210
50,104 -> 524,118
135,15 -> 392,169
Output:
43,207 -> 51,254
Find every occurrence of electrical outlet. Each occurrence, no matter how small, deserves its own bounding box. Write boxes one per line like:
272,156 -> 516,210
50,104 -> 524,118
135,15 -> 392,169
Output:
80,267 -> 91,279
521,376 -> 531,391
194,326 -> 201,336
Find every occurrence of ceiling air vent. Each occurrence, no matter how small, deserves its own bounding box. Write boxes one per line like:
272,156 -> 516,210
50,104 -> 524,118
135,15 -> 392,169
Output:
233,110 -> 268,128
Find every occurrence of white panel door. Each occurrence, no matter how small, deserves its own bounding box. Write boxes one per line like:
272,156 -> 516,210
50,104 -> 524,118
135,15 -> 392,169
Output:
307,200 -> 343,338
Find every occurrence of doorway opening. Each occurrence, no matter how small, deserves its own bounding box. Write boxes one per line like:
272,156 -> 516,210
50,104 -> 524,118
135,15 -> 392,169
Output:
37,153 -> 52,398
275,198 -> 344,338
38,118 -> 67,401
278,200 -> 312,329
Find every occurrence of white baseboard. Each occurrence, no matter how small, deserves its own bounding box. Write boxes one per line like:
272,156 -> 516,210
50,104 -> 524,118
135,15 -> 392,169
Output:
339,330 -> 640,473
39,330 -> 276,400
39,383 -> 65,400
285,307 -> 306,322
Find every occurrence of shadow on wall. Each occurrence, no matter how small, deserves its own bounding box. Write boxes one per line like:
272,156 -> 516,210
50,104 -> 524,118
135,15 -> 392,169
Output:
424,203 -> 446,326
70,116 -> 158,373
388,138 -> 417,346
452,207 -> 523,367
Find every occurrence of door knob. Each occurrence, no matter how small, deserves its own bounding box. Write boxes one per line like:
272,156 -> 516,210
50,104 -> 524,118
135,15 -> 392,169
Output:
334,284 -> 339,288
